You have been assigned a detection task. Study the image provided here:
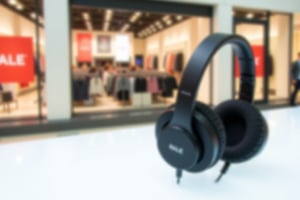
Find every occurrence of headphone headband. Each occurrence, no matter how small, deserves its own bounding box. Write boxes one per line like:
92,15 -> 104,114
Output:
170,33 -> 255,132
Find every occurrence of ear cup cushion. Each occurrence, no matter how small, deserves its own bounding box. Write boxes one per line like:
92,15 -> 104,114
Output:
155,106 -> 174,140
194,102 -> 226,166
156,103 -> 226,172
215,100 -> 268,163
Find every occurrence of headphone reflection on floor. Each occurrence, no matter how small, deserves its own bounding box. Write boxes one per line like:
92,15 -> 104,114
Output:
155,33 -> 268,184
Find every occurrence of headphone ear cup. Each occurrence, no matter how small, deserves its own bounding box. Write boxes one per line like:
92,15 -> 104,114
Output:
187,102 -> 226,172
155,105 -> 175,140
214,100 -> 268,163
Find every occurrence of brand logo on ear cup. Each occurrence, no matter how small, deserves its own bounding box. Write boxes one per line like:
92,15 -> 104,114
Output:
180,90 -> 191,96
168,144 -> 184,155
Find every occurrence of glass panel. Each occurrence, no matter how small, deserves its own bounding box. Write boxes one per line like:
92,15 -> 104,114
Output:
70,6 -> 212,116
293,14 -> 300,104
0,4 -> 44,121
235,23 -> 265,102
269,14 -> 290,102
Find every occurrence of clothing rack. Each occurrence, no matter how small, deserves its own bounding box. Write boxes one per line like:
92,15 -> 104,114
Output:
106,70 -> 177,106
118,70 -> 169,78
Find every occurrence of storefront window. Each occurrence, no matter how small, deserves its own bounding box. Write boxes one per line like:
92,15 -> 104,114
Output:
70,5 -> 212,115
234,9 -> 291,104
0,1 -> 46,121
293,14 -> 300,103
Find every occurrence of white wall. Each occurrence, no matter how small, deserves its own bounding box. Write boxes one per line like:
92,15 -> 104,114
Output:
0,5 -> 17,35
293,14 -> 300,60
134,39 -> 145,56
0,5 -> 45,52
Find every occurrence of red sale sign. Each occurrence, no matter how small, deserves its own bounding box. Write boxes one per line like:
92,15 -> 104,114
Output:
0,36 -> 34,83
235,45 -> 265,77
77,33 -> 92,62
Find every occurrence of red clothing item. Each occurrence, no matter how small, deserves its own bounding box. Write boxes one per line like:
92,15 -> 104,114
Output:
147,76 -> 160,94
167,53 -> 175,75
146,56 -> 152,70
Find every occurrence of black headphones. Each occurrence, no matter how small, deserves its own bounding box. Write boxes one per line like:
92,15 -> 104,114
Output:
155,33 -> 268,183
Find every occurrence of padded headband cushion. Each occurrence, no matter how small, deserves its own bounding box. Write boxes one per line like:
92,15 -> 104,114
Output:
170,33 -> 255,131
215,100 -> 268,163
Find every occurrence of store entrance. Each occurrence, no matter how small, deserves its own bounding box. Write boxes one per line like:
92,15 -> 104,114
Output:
69,0 -> 213,117
234,18 -> 269,103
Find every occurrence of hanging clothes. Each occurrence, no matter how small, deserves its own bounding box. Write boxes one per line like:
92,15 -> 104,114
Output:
117,90 -> 130,101
73,78 -> 89,101
89,77 -> 104,96
106,75 -> 117,95
167,53 -> 175,75
147,76 -> 160,94
115,77 -> 131,94
145,56 -> 152,70
102,71 -> 111,88
134,77 -> 147,93
113,76 -> 131,101
174,52 -> 184,72
163,54 -> 168,70
145,55 -> 159,70
129,77 -> 135,98
159,76 -> 178,97
152,56 -> 158,70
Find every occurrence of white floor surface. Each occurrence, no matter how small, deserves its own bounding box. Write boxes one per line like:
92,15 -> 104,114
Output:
0,107 -> 300,200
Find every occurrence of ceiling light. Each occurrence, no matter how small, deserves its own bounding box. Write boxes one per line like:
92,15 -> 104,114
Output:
176,15 -> 183,21
165,19 -> 173,26
155,21 -> 163,29
163,15 -> 170,22
151,26 -> 157,32
30,12 -> 36,19
16,2 -> 24,10
138,32 -> 144,37
121,24 -> 130,32
104,21 -> 110,31
105,9 -> 113,21
7,0 -> 17,6
146,28 -> 152,34
149,28 -> 154,34
86,21 -> 92,30
246,12 -> 254,19
82,12 -> 90,21
130,12 -> 141,23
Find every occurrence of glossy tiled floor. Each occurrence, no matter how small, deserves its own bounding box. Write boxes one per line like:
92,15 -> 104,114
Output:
0,107 -> 299,200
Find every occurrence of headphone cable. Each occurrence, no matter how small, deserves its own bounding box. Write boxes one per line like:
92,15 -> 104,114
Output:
215,162 -> 231,183
176,169 -> 183,184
